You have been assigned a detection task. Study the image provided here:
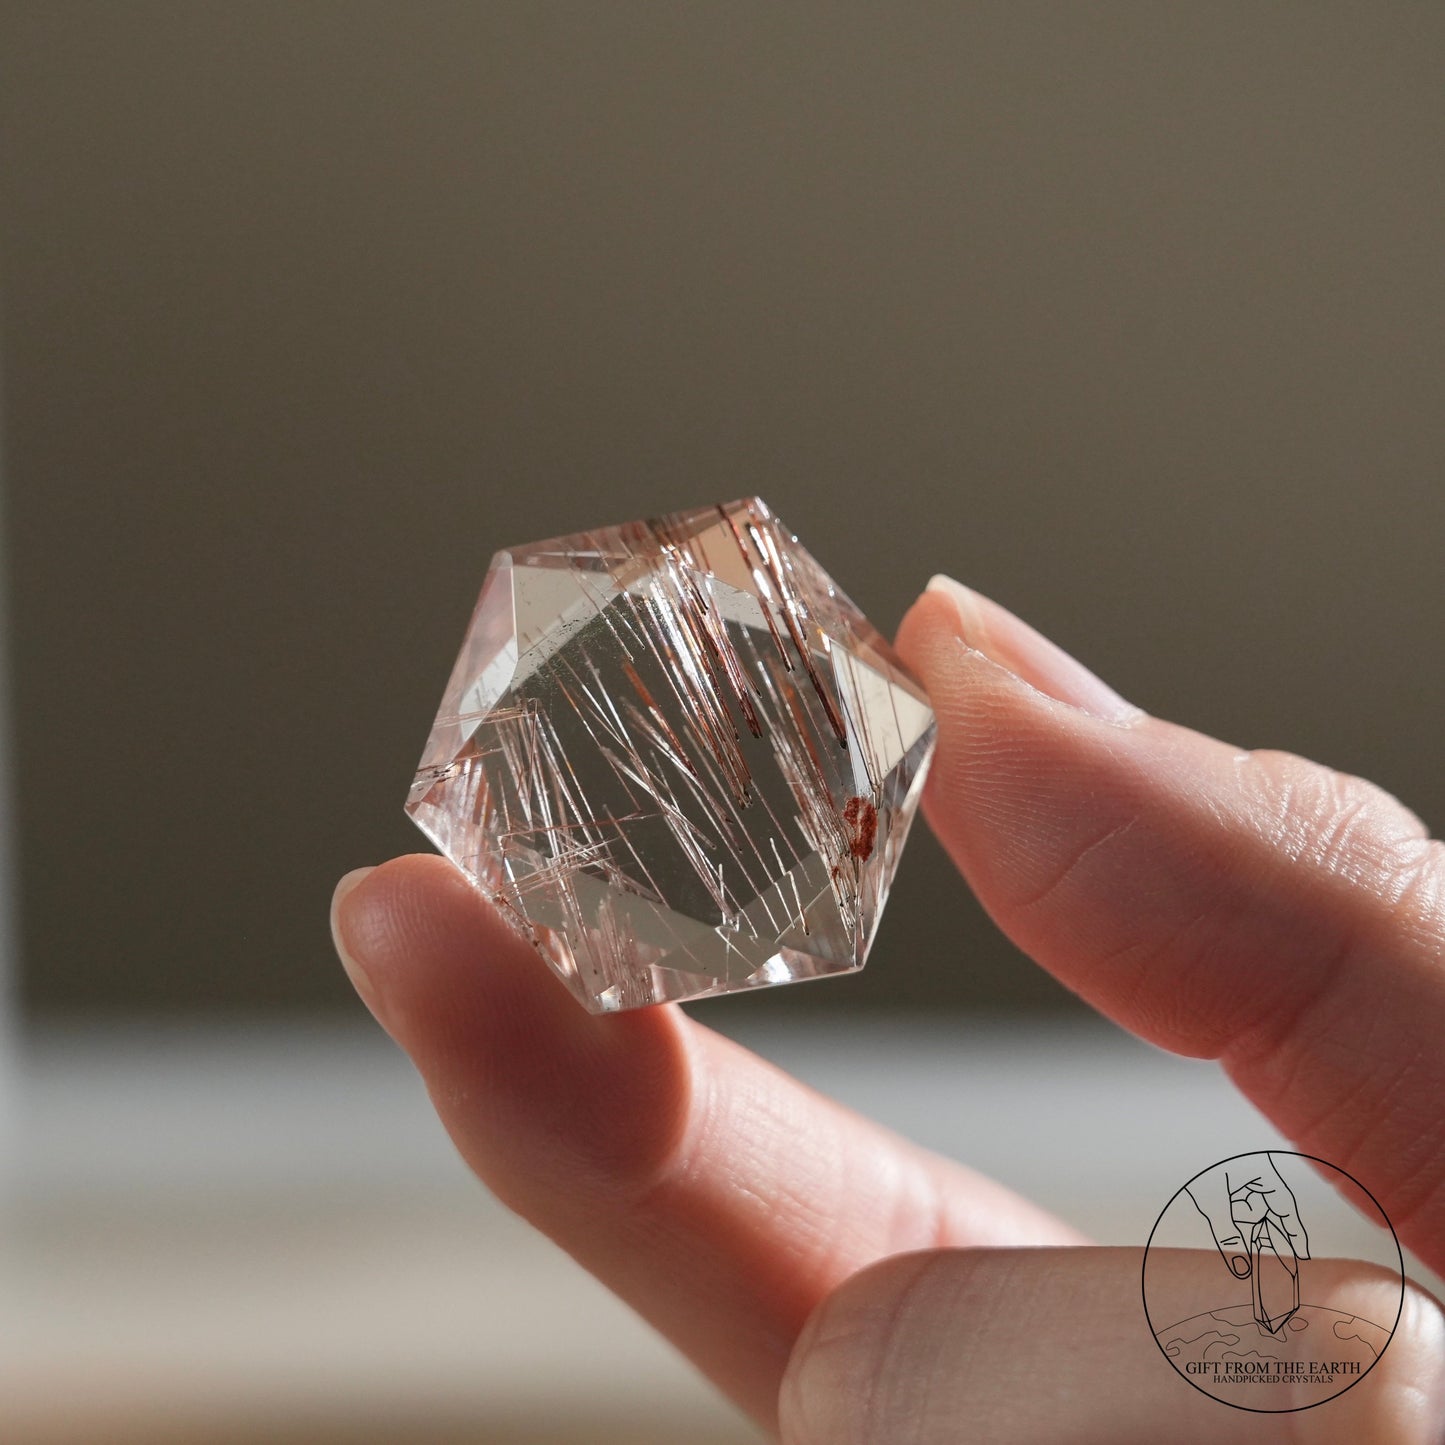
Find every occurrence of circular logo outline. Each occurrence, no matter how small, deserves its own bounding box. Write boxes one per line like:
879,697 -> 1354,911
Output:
1141,1150 -> 1404,1414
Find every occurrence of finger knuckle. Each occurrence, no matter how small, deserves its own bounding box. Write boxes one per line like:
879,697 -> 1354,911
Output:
779,1251 -> 955,1445
1237,748 -> 1445,967
1236,749 -> 1432,897
1384,837 -> 1445,953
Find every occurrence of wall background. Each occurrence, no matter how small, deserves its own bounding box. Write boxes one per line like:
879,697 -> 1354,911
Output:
2,2 -> 1441,1019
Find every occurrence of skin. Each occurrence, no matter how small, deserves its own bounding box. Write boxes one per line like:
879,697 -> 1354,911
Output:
331,576 -> 1445,1442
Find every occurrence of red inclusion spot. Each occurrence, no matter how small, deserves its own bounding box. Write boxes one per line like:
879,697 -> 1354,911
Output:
843,796 -> 877,861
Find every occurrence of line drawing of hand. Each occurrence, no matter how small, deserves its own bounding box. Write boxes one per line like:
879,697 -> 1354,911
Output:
1185,1152 -> 1311,1282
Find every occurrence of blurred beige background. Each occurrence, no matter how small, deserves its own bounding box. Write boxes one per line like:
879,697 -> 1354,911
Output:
3,1 -> 1442,1022
2,5 -> 1442,1444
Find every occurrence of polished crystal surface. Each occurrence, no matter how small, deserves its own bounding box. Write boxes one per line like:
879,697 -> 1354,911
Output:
406,498 -> 935,1012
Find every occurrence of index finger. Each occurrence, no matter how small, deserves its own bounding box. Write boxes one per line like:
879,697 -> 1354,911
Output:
896,578 -> 1445,1275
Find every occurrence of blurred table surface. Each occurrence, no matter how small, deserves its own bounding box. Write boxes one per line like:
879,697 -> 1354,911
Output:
3,1014 -> 1433,1444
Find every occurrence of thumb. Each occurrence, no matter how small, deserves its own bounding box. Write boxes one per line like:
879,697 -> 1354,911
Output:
1184,1183 -> 1252,1278
896,577 -> 1445,1276
780,1247 -> 1445,1444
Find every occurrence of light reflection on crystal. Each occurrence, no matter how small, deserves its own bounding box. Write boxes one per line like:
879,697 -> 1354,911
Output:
407,498 -> 935,1013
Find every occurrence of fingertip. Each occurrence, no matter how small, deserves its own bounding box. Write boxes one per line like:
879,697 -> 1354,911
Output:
330,854 -> 473,1035
897,584 -> 1159,933
780,1251 -> 942,1445
895,584 -> 970,695
905,575 -> 1143,725
895,585 -> 1324,1060
332,864 -> 376,909
330,863 -> 378,1012
331,852 -> 697,1209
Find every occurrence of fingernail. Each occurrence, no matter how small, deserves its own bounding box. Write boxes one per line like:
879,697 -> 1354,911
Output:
1230,1254 -> 1252,1278
331,866 -> 378,1006
925,575 -> 1143,725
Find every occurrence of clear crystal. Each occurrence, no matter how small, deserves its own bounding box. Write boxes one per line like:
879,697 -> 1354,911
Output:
406,498 -> 936,1013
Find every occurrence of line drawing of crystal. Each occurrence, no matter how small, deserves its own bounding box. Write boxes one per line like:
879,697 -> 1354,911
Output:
406,498 -> 937,1013
1249,1215 -> 1302,1335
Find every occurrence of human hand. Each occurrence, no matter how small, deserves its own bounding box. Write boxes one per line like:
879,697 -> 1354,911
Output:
1185,1151 -> 1311,1283
331,574 -> 1445,1442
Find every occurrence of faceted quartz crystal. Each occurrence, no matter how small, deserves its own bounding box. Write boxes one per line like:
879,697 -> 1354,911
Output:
406,498 -> 936,1012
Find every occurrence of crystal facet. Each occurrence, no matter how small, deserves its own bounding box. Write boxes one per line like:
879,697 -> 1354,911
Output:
406,498 -> 936,1013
